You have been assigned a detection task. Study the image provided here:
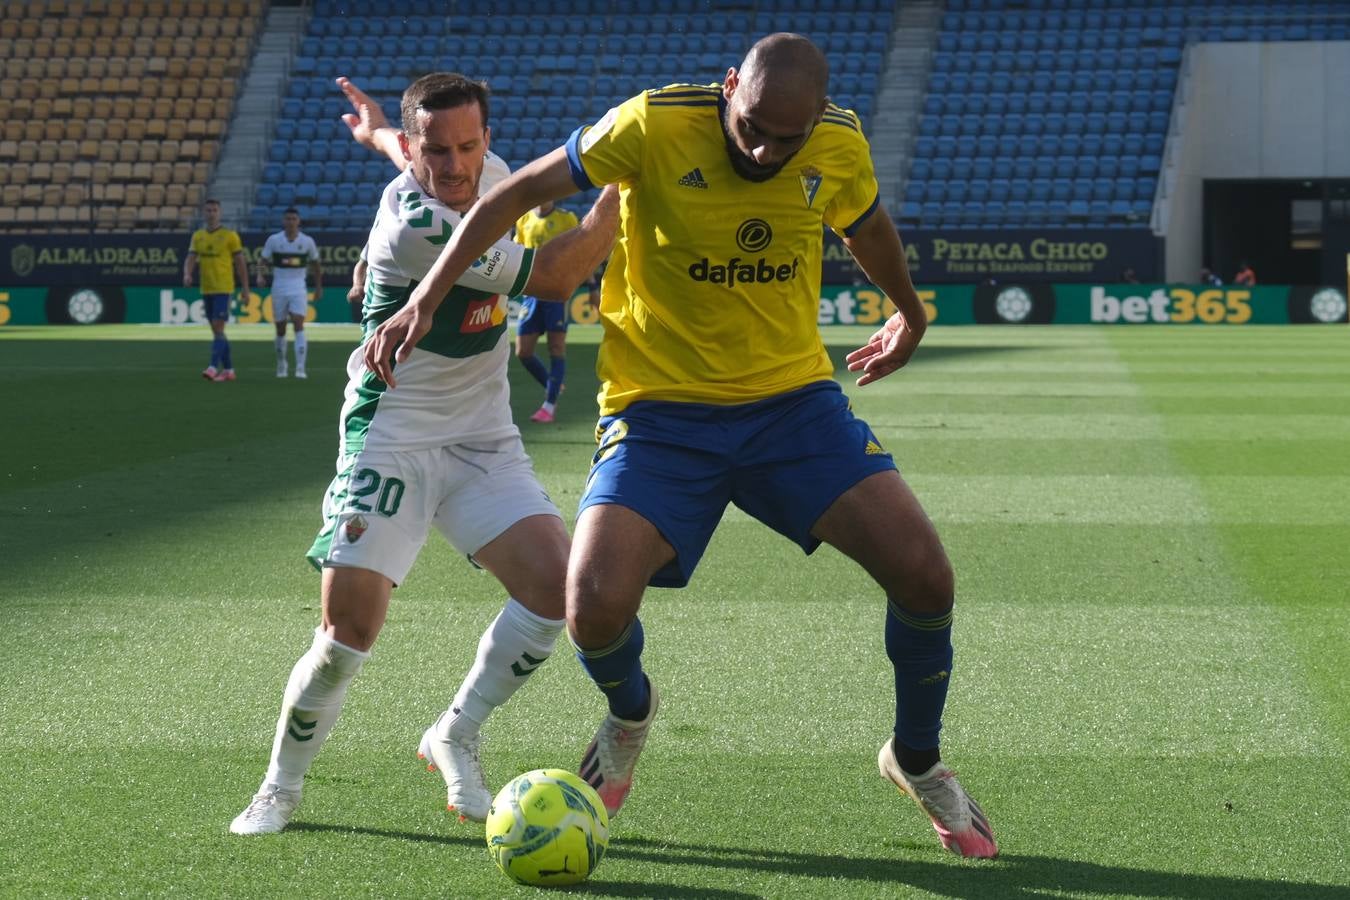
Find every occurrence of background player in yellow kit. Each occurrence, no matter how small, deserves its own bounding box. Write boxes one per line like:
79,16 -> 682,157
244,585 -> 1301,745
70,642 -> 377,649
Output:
184,198 -> 249,382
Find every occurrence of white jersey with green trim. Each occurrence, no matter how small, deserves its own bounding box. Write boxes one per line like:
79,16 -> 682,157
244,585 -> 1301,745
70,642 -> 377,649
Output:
340,152 -> 537,454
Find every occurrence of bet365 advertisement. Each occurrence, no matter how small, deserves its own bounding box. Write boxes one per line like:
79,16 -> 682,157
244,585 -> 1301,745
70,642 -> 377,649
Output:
0,282 -> 1344,327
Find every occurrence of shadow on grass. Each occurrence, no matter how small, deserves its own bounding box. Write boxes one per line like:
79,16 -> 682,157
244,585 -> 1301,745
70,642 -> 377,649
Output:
287,824 -> 1348,899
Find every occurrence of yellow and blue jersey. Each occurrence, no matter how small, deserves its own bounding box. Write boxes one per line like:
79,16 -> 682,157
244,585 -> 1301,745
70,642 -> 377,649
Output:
564,83 -> 879,415
514,207 -> 580,249
189,226 -> 243,294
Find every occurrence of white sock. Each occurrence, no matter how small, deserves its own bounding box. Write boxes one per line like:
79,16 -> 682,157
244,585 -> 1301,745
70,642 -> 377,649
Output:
262,627 -> 370,791
274,335 -> 287,366
295,330 -> 308,370
440,598 -> 564,742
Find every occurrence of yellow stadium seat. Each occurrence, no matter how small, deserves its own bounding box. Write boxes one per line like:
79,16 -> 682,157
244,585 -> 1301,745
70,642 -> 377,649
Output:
153,161 -> 174,184
123,118 -> 145,141
1,185 -> 20,206
166,58 -> 187,80
23,121 -> 43,142
131,161 -> 153,182
104,120 -> 126,142
137,206 -> 162,226
37,206 -> 59,226
15,207 -> 38,226
111,161 -> 132,181
165,183 -> 186,206
165,120 -> 186,142
145,184 -> 166,207
91,162 -> 112,183
72,98 -> 93,120
171,162 -> 193,184
72,160 -> 92,181
36,144 -> 59,164
106,58 -> 127,78
124,184 -> 145,206
94,206 -> 118,230
57,140 -> 79,162
144,119 -> 167,141
9,162 -> 29,184
52,98 -> 73,119
31,161 -> 54,182
91,36 -> 113,57
98,182 -> 125,204
116,207 -> 137,229
0,140 -> 17,161
146,57 -> 168,76
97,141 -> 119,163
117,140 -> 138,163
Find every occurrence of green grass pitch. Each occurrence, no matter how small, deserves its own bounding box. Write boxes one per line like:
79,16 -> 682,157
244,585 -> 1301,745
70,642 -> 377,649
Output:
1,323 -> 1347,898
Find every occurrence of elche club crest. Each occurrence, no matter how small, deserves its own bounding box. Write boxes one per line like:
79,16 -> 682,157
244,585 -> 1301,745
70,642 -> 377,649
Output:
344,515 -> 368,543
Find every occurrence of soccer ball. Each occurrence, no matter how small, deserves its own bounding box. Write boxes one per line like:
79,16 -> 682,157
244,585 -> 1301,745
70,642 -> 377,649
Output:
485,769 -> 609,886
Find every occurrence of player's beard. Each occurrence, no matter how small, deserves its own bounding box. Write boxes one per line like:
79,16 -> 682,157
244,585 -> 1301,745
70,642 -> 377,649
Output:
720,107 -> 794,183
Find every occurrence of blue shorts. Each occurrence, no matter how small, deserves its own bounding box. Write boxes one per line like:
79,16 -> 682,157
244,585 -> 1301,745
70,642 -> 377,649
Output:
202,293 -> 231,321
516,296 -> 568,336
579,381 -> 897,588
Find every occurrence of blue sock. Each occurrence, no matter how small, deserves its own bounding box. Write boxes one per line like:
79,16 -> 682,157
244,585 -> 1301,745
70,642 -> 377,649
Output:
885,601 -> 953,754
520,354 -> 548,387
546,357 -> 566,404
220,336 -> 232,370
574,618 -> 649,720
210,335 -> 226,369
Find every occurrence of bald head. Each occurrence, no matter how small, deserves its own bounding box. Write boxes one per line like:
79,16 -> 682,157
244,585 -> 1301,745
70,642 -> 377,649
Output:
737,33 -> 830,109
720,33 -> 829,181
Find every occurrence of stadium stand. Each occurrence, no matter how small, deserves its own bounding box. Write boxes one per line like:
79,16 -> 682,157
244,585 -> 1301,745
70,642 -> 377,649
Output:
0,0 -> 262,231
902,0 -> 1350,229
246,0 -> 894,231
5,0 -> 1348,237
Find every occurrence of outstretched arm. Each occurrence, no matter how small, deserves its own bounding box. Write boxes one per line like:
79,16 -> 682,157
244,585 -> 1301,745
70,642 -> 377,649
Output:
523,186 -> 619,301
362,149 -> 584,386
337,76 -> 405,171
841,207 -> 928,386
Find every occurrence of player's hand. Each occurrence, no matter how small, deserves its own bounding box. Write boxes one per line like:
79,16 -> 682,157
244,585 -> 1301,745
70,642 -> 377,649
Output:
255,273 -> 266,288
845,311 -> 923,386
183,274 -> 192,287
363,299 -> 433,388
337,76 -> 391,149
346,283 -> 363,303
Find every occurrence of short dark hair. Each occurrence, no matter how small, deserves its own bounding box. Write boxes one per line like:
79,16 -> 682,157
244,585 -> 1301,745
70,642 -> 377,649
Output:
401,72 -> 490,136
203,198 -> 220,207
283,207 -> 299,216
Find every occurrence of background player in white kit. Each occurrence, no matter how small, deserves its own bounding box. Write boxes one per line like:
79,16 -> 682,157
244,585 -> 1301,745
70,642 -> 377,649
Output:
229,73 -> 617,836
257,208 -> 323,378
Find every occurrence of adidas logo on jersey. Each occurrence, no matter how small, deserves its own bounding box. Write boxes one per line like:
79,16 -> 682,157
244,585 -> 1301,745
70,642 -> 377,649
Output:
678,168 -> 709,189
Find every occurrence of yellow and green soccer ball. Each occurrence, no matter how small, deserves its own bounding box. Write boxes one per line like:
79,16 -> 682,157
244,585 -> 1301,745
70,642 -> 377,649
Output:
485,769 -> 610,886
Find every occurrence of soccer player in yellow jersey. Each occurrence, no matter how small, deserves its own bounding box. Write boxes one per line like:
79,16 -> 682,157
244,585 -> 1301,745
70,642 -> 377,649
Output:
184,198 -> 250,382
365,34 -> 998,858
513,201 -> 596,422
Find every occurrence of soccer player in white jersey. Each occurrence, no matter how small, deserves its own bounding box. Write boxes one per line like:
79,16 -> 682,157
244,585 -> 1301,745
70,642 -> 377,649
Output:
257,208 -> 322,378
229,73 -> 617,836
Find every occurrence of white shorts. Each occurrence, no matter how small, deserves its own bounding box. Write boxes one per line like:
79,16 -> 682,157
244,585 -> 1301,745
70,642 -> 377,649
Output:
306,436 -> 561,585
272,285 -> 309,320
